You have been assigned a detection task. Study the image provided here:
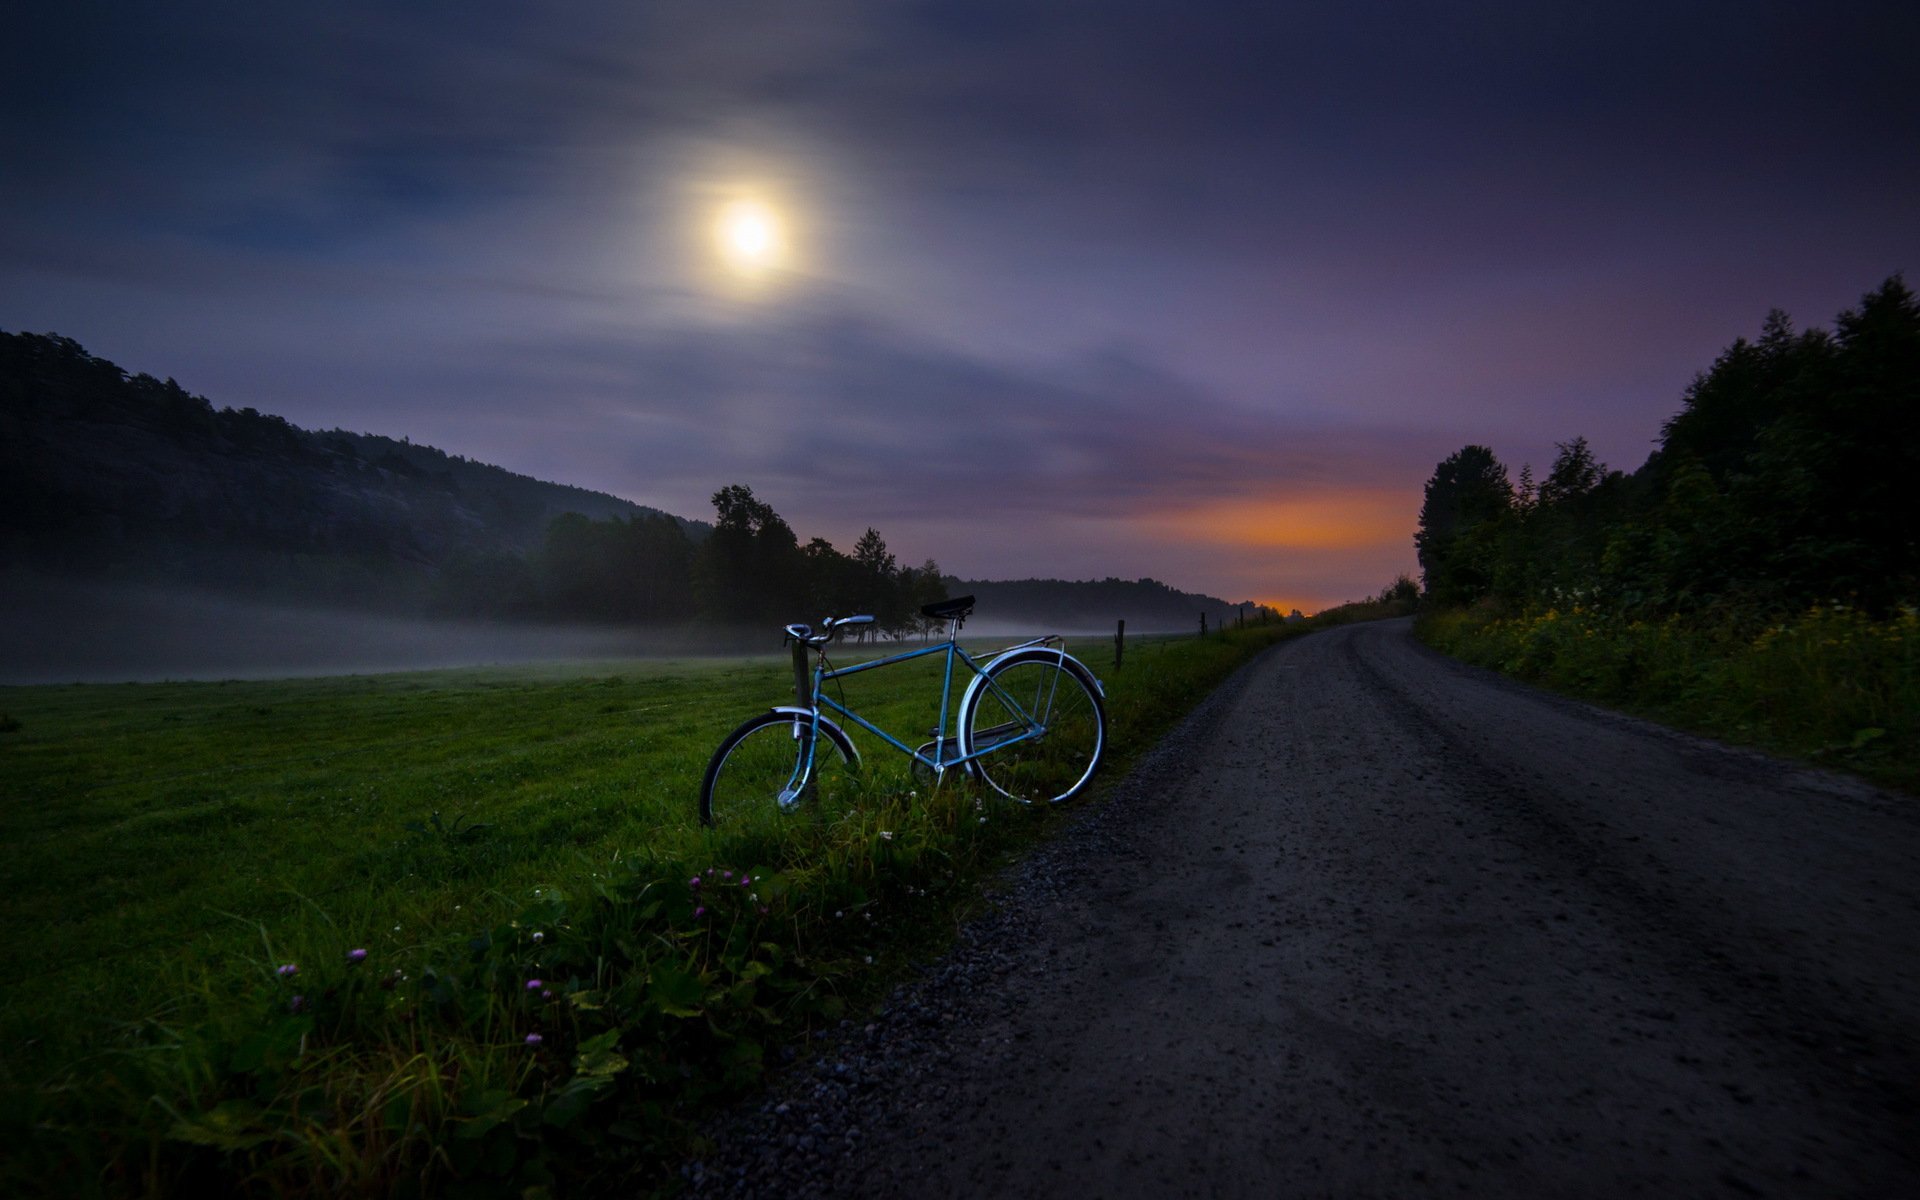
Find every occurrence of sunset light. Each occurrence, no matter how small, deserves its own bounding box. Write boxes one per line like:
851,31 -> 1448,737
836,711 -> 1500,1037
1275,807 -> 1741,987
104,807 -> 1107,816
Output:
1148,490 -> 1414,552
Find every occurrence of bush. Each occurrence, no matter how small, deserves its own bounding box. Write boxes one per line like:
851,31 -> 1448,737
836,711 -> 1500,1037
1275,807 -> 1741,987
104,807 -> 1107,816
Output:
1418,604 -> 1918,793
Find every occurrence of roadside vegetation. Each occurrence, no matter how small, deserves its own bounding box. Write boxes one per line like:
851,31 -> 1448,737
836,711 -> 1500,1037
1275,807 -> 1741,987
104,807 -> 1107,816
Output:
1,616 -> 1327,1196
1413,275 -> 1918,793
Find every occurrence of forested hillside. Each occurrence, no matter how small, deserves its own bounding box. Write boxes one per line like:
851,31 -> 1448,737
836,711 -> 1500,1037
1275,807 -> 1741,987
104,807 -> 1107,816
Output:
0,332 -> 702,611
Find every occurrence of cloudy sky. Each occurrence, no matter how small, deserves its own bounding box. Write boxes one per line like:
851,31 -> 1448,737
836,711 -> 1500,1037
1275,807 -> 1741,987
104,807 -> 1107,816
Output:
4,1 -> 1914,610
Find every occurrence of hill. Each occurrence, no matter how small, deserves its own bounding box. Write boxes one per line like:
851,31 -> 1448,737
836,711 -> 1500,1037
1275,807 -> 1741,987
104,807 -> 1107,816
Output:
0,331 -> 704,610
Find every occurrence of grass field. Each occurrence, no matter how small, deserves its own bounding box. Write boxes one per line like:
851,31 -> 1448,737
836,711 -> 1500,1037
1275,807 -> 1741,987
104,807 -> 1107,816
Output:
0,622 -> 1303,1196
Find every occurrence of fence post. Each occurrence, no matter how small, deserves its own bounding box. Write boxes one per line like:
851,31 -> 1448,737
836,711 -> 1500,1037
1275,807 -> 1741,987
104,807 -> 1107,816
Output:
790,640 -> 813,709
1199,612 -> 1208,638
1114,619 -> 1125,670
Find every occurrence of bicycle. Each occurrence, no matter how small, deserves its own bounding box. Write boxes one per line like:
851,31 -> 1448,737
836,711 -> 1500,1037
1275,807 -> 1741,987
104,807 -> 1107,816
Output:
698,595 -> 1107,826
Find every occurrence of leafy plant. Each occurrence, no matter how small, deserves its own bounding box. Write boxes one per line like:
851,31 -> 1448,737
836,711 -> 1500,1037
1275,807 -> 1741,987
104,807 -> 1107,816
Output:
404,809 -> 495,843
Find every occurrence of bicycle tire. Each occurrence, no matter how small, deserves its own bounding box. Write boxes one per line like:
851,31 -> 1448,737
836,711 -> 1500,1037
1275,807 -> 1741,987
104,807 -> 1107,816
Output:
699,711 -> 856,827
959,650 -> 1106,804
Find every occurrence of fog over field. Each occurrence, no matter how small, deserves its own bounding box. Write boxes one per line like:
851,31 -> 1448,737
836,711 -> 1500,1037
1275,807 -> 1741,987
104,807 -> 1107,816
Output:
0,579 -> 689,684
0,577 -> 1135,685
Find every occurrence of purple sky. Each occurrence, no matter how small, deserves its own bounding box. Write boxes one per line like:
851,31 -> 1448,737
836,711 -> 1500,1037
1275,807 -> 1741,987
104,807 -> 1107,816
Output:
4,2 -> 1915,610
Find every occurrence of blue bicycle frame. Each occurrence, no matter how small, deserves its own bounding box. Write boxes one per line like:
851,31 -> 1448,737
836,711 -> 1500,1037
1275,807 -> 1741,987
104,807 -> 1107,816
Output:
794,632 -> 1066,783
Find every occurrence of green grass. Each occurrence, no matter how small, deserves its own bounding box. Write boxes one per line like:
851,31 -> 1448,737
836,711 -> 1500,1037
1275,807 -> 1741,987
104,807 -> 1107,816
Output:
1418,603 -> 1920,794
0,622 -> 1309,1196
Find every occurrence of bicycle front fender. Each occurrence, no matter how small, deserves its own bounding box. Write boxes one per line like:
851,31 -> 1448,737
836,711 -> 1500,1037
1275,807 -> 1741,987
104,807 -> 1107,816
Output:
769,707 -> 863,770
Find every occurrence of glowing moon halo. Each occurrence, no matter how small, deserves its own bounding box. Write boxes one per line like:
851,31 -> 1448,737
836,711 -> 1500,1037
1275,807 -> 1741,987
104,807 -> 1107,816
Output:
714,199 -> 785,274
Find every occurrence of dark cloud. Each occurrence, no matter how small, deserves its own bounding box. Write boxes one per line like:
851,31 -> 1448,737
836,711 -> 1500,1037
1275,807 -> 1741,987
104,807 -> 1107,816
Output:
434,302 -> 1437,523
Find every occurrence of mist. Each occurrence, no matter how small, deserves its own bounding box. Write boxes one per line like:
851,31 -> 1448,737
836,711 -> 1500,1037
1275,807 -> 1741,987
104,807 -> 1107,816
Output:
0,577 -> 1165,686
0,577 -> 769,685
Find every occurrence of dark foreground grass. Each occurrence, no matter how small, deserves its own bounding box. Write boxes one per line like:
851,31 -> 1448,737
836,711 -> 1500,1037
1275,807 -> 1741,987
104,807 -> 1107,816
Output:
0,621 -> 1309,1197
1418,604 -> 1919,795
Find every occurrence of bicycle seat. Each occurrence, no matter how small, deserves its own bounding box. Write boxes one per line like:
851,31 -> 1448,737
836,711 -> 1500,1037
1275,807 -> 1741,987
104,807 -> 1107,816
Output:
920,595 -> 975,621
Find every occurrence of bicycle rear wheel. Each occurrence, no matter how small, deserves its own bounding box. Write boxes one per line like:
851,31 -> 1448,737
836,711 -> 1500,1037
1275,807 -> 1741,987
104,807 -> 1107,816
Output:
700,712 -> 854,827
960,651 -> 1106,804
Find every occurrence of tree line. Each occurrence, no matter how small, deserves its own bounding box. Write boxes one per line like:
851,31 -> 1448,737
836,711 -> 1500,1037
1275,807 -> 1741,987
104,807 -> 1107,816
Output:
1416,275 -> 1918,620
436,484 -> 948,636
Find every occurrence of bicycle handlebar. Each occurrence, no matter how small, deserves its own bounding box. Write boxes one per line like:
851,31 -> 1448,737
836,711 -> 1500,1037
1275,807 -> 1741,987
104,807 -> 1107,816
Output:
783,614 -> 875,647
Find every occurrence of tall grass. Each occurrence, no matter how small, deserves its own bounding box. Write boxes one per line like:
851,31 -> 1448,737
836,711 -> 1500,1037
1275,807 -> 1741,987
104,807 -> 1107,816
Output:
1,621 -> 1308,1196
1418,604 -> 1919,793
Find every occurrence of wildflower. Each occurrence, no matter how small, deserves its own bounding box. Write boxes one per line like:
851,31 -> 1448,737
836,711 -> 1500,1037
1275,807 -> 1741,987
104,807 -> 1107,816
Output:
346,948 -> 368,965
740,876 -> 751,889
289,995 -> 306,1013
526,978 -> 543,991
531,931 -> 545,943
749,893 -> 759,903
689,876 -> 702,890
721,870 -> 733,881
542,989 -> 553,1000
694,906 -> 706,918
525,1032 -> 543,1046
879,830 -> 894,841
277,963 -> 299,979
978,816 -> 987,824
864,956 -> 873,964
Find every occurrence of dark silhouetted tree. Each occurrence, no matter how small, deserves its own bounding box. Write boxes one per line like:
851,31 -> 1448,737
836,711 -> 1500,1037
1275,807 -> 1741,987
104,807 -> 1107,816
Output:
1415,445 -> 1513,606
693,485 -> 805,623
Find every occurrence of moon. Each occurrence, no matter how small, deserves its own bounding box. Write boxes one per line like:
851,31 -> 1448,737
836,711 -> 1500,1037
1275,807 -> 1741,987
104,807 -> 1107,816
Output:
714,199 -> 784,273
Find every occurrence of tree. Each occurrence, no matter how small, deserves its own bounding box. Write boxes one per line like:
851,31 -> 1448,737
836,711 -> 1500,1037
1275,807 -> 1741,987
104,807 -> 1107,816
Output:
692,485 -> 805,623
800,536 -> 858,619
1538,437 -> 1604,506
851,527 -> 911,634
1415,445 -> 1513,606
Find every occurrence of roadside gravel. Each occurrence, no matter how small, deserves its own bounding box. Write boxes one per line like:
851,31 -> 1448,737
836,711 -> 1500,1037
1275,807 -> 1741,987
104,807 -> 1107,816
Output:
682,618 -> 1920,1198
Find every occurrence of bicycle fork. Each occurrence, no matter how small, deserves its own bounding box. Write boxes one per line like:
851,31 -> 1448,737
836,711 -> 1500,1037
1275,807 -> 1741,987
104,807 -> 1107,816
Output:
781,639 -> 821,810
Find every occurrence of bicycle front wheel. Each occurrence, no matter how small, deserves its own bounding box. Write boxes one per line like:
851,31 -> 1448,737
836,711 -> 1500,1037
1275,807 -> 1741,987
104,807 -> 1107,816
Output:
961,651 -> 1106,804
700,712 -> 854,828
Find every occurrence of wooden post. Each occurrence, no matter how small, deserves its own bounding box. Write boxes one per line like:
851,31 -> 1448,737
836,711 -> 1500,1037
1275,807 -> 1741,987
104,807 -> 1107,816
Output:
1200,612 -> 1208,638
1114,619 -> 1126,670
790,640 -> 813,709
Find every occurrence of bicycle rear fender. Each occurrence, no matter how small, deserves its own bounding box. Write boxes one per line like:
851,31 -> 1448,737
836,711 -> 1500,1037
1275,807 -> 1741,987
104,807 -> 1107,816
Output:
769,706 -> 863,769
957,646 -> 1106,730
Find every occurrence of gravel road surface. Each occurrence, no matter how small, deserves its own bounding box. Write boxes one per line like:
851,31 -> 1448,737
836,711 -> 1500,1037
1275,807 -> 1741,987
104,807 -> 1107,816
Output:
684,618 -> 1919,1198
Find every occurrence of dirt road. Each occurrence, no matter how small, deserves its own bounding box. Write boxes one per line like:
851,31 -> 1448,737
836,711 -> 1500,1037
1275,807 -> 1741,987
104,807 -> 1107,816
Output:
687,618 -> 1920,1198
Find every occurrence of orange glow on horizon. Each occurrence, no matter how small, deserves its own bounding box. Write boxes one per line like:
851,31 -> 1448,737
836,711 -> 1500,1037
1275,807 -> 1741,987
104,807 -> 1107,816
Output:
1145,489 -> 1413,552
